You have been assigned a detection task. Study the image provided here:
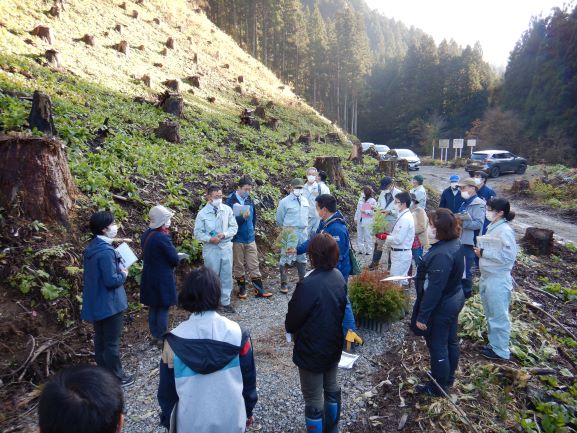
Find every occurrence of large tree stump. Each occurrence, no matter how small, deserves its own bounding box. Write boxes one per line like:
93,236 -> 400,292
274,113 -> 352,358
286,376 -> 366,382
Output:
511,179 -> 530,194
523,228 -> 554,256
49,3 -> 62,18
298,133 -> 311,145
255,106 -> 266,118
31,25 -> 54,44
0,134 -> 78,224
155,120 -> 180,143
159,92 -> 184,117
324,132 -> 340,143
162,79 -> 180,92
141,74 -> 151,87
166,37 -> 175,49
397,159 -> 409,172
348,140 -> 363,163
81,34 -> 95,46
45,49 -> 60,68
187,75 -> 200,88
28,91 -> 57,135
115,40 -> 129,55
266,117 -> 279,131
378,160 -> 396,178
315,156 -> 345,188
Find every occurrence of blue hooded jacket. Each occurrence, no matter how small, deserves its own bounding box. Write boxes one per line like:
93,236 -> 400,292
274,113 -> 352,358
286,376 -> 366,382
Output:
226,192 -> 256,244
82,237 -> 128,322
296,211 -> 352,280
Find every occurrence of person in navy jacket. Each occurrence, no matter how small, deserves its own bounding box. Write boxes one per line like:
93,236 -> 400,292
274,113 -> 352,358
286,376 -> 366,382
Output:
439,174 -> 464,213
140,205 -> 183,346
82,211 -> 133,387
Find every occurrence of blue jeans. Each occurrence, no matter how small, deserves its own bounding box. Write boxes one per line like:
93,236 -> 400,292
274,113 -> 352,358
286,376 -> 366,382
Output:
461,245 -> 476,298
148,306 -> 169,339
425,290 -> 465,388
94,312 -> 124,380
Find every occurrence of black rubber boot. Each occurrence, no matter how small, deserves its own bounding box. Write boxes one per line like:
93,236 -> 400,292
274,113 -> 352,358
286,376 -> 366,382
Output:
324,389 -> 341,433
368,247 -> 383,270
252,278 -> 273,298
279,265 -> 288,293
305,406 -> 323,431
237,278 -> 247,299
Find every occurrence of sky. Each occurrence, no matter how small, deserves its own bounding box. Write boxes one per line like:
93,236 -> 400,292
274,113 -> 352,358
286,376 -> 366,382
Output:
363,0 -> 572,68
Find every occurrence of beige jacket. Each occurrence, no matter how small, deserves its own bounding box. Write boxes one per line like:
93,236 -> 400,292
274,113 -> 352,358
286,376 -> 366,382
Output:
410,205 -> 429,249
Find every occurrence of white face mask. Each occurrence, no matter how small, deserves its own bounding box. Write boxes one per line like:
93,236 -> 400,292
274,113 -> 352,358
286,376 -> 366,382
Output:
164,219 -> 172,228
293,188 -> 303,197
461,191 -> 471,200
486,210 -> 497,222
105,224 -> 118,239
307,175 -> 316,183
427,225 -> 437,240
474,178 -> 482,186
211,198 -> 222,207
450,182 -> 458,189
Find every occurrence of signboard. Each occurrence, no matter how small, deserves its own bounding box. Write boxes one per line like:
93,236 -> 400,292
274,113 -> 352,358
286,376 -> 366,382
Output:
438,139 -> 450,148
467,139 -> 477,147
453,139 -> 464,149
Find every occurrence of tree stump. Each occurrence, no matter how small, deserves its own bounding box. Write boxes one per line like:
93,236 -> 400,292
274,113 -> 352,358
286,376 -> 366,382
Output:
45,49 -> 60,68
28,91 -> 57,135
119,2 -> 127,9
250,97 -> 259,105
222,63 -> 230,69
315,156 -> 345,188
192,52 -> 198,63
324,132 -> 340,143
81,34 -> 95,46
0,134 -> 78,224
511,179 -> 530,194
115,24 -> 123,34
49,3 -> 61,18
166,37 -> 175,49
132,10 -> 139,18
523,228 -> 554,256
160,47 -> 168,56
266,100 -> 274,109
159,92 -> 184,118
255,106 -> 266,118
115,40 -> 129,55
141,74 -> 151,87
162,79 -> 180,92
31,25 -> 54,44
187,75 -> 200,88
237,75 -> 244,83
349,140 -> 363,164
155,120 -> 180,143
207,96 -> 216,103
397,159 -> 409,172
378,160 -> 396,178
234,85 -> 242,94
298,133 -> 311,145
266,117 -> 279,131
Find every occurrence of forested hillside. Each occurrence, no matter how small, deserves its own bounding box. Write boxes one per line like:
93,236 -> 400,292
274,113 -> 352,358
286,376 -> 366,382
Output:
204,0 -> 496,150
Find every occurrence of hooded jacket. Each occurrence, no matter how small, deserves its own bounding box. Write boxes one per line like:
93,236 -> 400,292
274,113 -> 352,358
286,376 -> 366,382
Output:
157,311 -> 257,433
81,237 -> 127,321
296,211 -> 352,280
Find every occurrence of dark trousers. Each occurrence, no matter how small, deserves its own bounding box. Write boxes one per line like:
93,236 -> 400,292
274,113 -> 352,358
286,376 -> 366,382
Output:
93,312 -> 124,379
461,245 -> 476,297
424,291 -> 465,388
298,366 -> 339,410
148,306 -> 169,339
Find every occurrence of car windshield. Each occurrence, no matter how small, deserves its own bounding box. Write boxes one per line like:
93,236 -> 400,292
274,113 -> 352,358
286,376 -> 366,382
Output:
374,145 -> 389,152
394,149 -> 415,157
471,153 -> 489,160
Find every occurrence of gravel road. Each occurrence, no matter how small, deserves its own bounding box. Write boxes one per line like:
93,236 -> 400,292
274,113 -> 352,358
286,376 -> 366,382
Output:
418,165 -> 577,244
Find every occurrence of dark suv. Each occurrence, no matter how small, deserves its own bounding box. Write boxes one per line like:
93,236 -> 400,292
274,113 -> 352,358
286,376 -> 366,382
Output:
465,150 -> 527,178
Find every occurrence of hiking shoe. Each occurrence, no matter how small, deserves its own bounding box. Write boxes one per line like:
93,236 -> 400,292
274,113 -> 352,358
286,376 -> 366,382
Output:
481,347 -> 509,361
150,337 -> 163,349
237,279 -> 248,299
119,374 -> 135,388
415,382 -> 444,397
220,304 -> 236,314
279,284 -> 288,294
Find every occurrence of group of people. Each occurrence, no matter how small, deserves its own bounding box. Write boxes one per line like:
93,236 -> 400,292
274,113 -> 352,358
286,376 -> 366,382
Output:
41,167 -> 518,433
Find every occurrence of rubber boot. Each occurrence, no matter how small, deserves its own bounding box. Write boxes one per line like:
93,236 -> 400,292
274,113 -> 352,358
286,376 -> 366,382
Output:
324,389 -> 341,433
368,247 -> 382,270
237,278 -> 247,299
252,278 -> 273,298
279,265 -> 288,294
296,262 -> 307,282
305,406 -> 323,432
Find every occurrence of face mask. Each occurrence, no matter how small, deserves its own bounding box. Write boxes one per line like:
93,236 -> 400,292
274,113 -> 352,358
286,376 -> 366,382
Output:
474,178 -> 482,186
450,182 -> 458,189
395,203 -> 402,212
211,198 -> 222,207
105,224 -> 118,239
307,175 -> 316,183
427,225 -> 437,240
486,211 -> 497,222
461,191 -> 471,200
293,188 -> 303,197
164,219 -> 171,228
239,191 -> 249,199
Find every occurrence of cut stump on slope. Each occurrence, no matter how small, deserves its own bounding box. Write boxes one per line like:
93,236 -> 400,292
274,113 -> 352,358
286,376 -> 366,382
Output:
155,120 -> 181,143
315,156 -> 345,188
523,228 -> 554,256
28,91 -> 56,135
0,134 -> 78,225
378,160 -> 396,178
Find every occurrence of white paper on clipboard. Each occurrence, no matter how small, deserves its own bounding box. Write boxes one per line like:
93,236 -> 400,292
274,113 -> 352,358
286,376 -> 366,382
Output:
115,242 -> 138,268
381,275 -> 415,282
476,235 -> 502,256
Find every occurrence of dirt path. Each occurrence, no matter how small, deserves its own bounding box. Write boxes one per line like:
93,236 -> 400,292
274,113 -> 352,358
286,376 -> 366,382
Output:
419,165 -> 577,244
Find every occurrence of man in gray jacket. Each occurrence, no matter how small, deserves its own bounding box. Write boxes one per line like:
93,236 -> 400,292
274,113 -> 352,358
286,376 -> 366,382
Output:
456,178 -> 486,298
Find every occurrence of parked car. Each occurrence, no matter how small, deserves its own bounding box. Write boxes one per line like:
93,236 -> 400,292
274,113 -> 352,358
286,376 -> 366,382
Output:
374,144 -> 390,159
361,142 -> 375,152
465,150 -> 527,178
386,148 -> 421,170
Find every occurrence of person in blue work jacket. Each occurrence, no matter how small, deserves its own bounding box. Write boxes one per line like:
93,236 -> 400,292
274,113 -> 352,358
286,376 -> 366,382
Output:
276,178 -> 310,294
439,174 -> 464,213
226,175 -> 272,299
456,178 -> 486,298
474,171 -> 497,235
474,198 -> 518,361
194,185 -> 238,313
290,194 -> 356,337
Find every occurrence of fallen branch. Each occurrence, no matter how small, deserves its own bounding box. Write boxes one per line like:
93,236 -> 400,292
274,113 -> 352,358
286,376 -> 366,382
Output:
521,300 -> 577,341
424,370 -> 482,433
18,339 -> 59,381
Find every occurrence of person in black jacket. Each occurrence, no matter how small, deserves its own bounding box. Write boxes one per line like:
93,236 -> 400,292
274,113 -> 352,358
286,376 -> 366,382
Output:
285,233 -> 347,433
439,174 -> 464,213
411,208 -> 465,396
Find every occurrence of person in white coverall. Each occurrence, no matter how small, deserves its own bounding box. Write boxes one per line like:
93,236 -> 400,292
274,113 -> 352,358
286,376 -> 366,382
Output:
384,191 -> 415,285
474,197 -> 518,361
194,185 -> 238,313
369,176 -> 401,270
303,167 -> 326,237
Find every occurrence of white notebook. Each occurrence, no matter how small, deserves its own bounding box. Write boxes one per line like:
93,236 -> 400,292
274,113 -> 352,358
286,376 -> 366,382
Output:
115,242 -> 138,268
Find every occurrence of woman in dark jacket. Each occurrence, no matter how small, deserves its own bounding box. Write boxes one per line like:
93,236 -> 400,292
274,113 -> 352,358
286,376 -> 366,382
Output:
140,205 -> 182,345
82,211 -> 133,387
285,233 -> 347,433
411,208 -> 465,396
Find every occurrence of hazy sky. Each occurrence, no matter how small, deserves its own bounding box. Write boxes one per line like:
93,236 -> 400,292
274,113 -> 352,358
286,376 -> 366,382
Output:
363,0 -> 571,67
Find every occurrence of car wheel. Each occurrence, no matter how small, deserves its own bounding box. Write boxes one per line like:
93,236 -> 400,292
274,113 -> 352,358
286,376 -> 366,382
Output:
490,166 -> 501,178
516,164 -> 527,174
